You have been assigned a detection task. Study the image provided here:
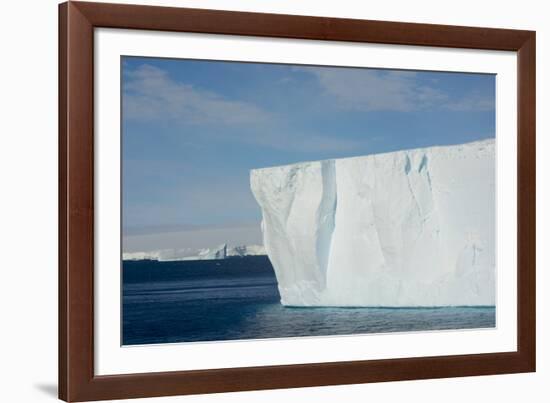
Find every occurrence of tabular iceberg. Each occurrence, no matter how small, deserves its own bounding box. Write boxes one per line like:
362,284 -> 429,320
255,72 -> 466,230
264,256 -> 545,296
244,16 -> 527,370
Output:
122,243 -> 266,261
250,140 -> 495,307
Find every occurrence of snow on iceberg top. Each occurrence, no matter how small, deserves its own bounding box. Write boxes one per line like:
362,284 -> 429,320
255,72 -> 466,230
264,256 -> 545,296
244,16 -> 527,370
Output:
250,138 -> 494,173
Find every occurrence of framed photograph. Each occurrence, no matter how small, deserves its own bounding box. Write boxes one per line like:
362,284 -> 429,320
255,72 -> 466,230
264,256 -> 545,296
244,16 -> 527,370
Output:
59,1 -> 536,401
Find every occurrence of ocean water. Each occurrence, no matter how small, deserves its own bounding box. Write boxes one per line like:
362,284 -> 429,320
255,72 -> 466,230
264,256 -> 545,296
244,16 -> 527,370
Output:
122,256 -> 495,345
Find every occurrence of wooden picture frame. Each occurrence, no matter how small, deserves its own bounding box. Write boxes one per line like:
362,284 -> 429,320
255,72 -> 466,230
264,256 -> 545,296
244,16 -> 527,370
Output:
59,1 -> 536,401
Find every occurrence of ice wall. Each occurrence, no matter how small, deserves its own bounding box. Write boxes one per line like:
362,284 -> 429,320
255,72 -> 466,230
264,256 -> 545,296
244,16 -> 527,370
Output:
250,140 -> 495,307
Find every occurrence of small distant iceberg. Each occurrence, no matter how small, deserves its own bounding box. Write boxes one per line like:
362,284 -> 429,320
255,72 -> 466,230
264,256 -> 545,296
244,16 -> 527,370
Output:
191,244 -> 228,260
227,244 -> 267,257
123,243 -> 266,262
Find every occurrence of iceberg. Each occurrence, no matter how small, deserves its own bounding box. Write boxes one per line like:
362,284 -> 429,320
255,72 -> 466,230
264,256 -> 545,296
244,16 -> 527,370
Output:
227,244 -> 267,257
190,243 -> 228,260
250,140 -> 495,307
123,243 -> 266,261
122,244 -> 227,261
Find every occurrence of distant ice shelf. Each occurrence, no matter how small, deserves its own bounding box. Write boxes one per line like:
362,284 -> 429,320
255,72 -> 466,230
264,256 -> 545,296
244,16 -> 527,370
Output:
250,139 -> 495,307
123,243 -> 266,262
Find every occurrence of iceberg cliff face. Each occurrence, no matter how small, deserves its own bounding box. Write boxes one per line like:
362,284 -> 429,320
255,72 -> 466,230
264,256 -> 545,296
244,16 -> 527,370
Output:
250,140 -> 495,307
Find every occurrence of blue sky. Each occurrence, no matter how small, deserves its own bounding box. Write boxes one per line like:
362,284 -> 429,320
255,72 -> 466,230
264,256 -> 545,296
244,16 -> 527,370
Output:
122,56 -> 495,238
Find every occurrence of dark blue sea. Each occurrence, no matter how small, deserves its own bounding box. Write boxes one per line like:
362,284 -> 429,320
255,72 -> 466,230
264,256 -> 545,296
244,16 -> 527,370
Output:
122,256 -> 495,345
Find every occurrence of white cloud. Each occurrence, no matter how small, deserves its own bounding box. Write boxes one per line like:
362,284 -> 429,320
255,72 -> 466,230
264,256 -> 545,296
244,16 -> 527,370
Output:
295,67 -> 447,111
444,91 -> 495,111
123,64 -> 364,153
122,64 -> 493,156
295,66 -> 494,113
123,64 -> 272,125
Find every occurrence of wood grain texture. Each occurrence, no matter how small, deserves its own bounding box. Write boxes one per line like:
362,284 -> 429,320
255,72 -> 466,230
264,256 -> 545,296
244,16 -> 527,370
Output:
59,2 -> 95,401
58,4 -> 68,401
516,32 -> 536,369
74,1 -> 532,50
58,1 -> 536,401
